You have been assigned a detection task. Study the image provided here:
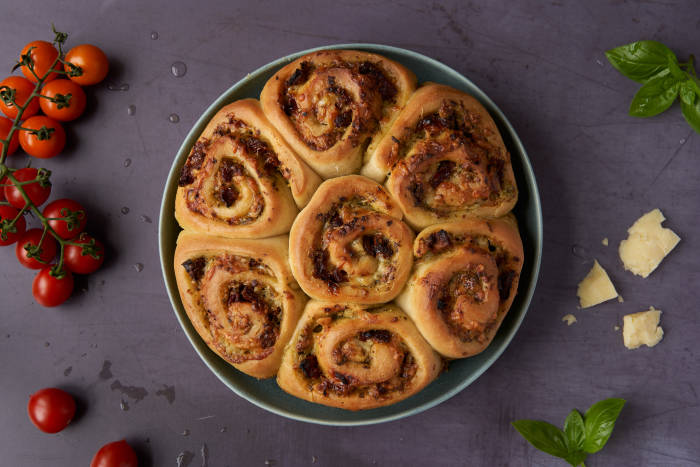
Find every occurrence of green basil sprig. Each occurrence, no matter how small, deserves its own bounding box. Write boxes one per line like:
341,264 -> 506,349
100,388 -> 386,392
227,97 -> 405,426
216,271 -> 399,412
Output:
606,40 -> 700,133
512,398 -> 625,466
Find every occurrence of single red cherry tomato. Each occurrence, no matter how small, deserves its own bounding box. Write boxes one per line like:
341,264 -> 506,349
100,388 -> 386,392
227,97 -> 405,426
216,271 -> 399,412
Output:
32,266 -> 74,307
39,79 -> 86,122
4,167 -> 51,209
64,44 -> 109,86
19,115 -> 66,159
20,40 -> 60,83
0,204 -> 26,246
27,387 -> 76,433
0,75 -> 40,119
90,440 -> 138,467
64,233 -> 104,274
0,116 -> 19,155
42,198 -> 87,239
16,228 -> 58,269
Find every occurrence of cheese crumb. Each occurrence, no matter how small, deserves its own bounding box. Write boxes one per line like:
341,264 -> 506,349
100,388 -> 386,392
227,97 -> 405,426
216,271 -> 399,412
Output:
618,295 -> 624,303
623,307 -> 663,349
577,260 -> 618,308
562,314 -> 577,325
602,237 -> 609,246
614,325 -> 620,331
619,209 -> 680,278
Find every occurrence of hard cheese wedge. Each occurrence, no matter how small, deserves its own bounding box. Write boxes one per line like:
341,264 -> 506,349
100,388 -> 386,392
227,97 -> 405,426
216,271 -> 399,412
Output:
623,307 -> 663,349
619,209 -> 680,278
577,260 -> 618,308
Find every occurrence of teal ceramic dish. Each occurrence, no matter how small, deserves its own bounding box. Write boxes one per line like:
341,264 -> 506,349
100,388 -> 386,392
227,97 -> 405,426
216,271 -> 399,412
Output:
159,44 -> 542,426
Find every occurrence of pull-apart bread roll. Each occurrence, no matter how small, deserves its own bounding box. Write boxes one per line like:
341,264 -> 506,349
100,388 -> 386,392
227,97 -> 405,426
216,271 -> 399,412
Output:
260,50 -> 416,178
174,232 -> 307,378
362,83 -> 517,229
176,99 -> 321,239
277,301 -> 441,410
395,215 -> 523,358
289,175 -> 414,304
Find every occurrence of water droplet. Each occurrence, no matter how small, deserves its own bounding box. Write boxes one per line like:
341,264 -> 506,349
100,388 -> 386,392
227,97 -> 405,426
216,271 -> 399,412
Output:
596,59 -> 604,67
150,31 -> 159,40
123,158 -> 132,167
107,82 -> 129,92
140,214 -> 152,223
572,244 -> 587,259
264,461 -> 276,466
680,138 -> 686,144
121,206 -> 130,215
169,113 -> 180,123
120,83 -> 129,91
171,61 -> 187,78
127,104 -> 136,116
220,426 -> 227,433
120,399 -> 130,411
134,263 -> 144,272
182,429 -> 190,436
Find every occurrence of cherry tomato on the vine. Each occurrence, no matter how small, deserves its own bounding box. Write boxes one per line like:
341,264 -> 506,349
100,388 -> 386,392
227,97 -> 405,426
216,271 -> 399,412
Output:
40,79 -> 86,122
64,44 -> 109,86
16,228 -> 58,269
0,116 -> 19,155
0,75 -> 40,119
0,204 -> 26,246
27,387 -> 76,433
20,40 -> 60,83
64,233 -> 104,274
3,167 -> 51,208
42,198 -> 87,239
90,440 -> 138,467
32,266 -> 74,307
19,115 -> 66,159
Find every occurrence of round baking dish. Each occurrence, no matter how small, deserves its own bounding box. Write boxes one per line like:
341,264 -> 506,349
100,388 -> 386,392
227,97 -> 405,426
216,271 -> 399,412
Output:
159,44 -> 542,426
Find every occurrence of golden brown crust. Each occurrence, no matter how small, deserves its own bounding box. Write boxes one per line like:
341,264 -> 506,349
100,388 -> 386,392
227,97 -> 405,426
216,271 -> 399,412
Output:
395,214 -> 524,358
277,301 -> 441,410
260,50 -> 417,179
174,231 -> 307,378
175,99 -> 322,239
361,83 -> 518,229
288,175 -> 414,304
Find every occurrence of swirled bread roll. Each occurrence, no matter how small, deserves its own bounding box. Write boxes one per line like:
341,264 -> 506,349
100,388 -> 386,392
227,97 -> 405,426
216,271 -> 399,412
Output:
289,175 -> 414,304
277,301 -> 441,410
175,99 -> 321,239
260,50 -> 417,178
395,215 -> 523,358
174,231 -> 307,378
361,83 -> 518,229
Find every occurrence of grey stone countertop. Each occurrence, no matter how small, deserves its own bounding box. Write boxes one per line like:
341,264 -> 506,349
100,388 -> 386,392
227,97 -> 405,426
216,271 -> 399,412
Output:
1,1 -> 698,466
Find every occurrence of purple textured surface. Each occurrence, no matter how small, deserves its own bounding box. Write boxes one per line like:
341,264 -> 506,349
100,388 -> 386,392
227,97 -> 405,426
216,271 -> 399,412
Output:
1,1 -> 699,466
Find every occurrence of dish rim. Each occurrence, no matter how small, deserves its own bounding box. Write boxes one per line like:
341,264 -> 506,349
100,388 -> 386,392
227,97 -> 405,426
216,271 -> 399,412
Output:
158,43 -> 543,426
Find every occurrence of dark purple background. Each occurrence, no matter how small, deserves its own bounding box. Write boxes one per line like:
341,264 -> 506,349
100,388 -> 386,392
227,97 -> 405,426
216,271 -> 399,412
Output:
1,1 -> 699,465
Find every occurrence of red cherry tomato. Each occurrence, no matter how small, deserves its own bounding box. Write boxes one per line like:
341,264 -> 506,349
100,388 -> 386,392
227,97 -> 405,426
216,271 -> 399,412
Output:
0,204 -> 26,246
0,116 -> 19,155
27,387 -> 76,433
32,266 -> 74,307
43,198 -> 87,239
64,44 -> 109,86
90,440 -> 138,467
64,233 -> 104,274
19,115 -> 66,159
0,75 -> 40,119
20,40 -> 60,83
16,228 -> 58,269
3,167 -> 51,209
40,79 -> 87,122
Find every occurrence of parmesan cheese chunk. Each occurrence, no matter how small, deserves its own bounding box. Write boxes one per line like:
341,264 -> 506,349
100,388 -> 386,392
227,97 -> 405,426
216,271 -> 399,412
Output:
562,314 -> 577,325
623,307 -> 664,349
619,209 -> 680,278
577,260 -> 618,308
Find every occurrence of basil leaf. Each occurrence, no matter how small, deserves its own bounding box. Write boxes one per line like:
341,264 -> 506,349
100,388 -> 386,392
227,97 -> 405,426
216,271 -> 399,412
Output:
512,420 -> 570,459
583,398 -> 626,454
679,80 -> 697,106
564,409 -> 585,451
681,98 -> 700,134
629,74 -> 681,117
605,40 -> 677,83
564,450 -> 588,467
